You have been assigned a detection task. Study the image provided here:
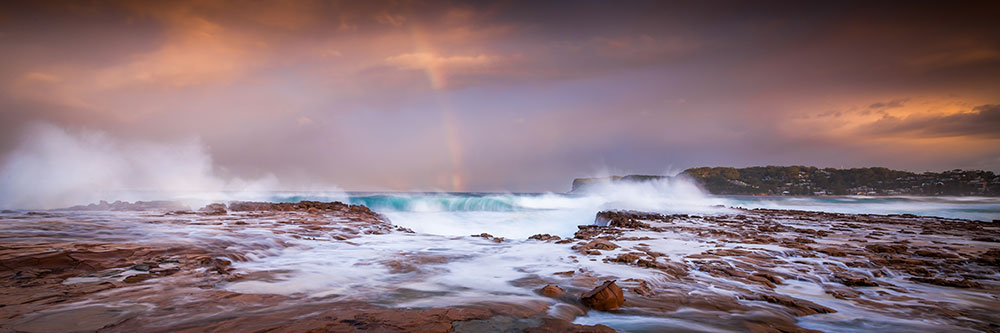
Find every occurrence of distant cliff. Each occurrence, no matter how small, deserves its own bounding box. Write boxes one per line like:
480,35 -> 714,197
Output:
571,175 -> 669,192
572,166 -> 1000,196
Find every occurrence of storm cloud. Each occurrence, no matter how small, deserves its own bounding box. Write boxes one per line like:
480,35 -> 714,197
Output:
0,0 -> 998,193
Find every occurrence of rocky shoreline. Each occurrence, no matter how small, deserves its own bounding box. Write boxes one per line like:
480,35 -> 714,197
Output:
1,202 -> 611,332
2,201 -> 998,332
552,209 -> 1000,332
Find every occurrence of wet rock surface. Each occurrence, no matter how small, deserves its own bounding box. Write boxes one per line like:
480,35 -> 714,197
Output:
580,280 -> 625,310
0,201 -> 604,332
1,204 -> 999,332
59,200 -> 191,211
572,209 -> 1000,332
540,284 -> 565,297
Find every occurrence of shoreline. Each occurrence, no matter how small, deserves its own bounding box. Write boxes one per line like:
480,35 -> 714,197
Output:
1,201 -> 998,332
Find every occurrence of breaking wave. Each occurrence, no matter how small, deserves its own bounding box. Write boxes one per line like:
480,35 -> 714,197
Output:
326,177 -> 728,239
318,176 -> 727,214
348,194 -> 520,212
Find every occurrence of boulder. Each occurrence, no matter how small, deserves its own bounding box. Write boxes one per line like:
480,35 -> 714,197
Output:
581,280 -> 625,310
540,284 -> 564,297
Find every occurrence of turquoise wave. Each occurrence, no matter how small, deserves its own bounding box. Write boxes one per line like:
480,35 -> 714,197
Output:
347,194 -> 521,212
260,192 -> 999,220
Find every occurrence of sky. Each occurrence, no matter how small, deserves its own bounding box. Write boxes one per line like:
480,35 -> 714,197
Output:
0,0 -> 998,195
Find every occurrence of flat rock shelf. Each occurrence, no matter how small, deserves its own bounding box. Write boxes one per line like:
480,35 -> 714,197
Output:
1,202 -> 998,332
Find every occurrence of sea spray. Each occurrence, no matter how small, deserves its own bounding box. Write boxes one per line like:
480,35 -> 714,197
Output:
348,176 -> 729,238
0,123 -> 344,210
548,175 -> 727,212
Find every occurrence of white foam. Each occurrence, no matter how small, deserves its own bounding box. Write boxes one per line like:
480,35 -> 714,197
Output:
224,231 -> 662,306
380,177 -> 729,238
0,124 -> 347,209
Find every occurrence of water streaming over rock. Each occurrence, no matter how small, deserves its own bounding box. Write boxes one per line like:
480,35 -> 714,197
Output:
2,181 -> 998,331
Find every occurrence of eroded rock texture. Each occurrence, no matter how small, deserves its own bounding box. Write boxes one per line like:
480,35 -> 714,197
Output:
2,203 -> 998,332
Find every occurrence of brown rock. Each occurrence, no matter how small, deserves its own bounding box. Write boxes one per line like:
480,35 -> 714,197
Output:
746,293 -> 836,316
824,284 -> 862,300
752,272 -> 784,285
554,270 -> 576,277
746,275 -> 777,288
227,201 -> 353,212
910,277 -> 983,288
865,243 -> 908,255
581,280 -> 625,310
608,252 -> 643,264
596,212 -> 651,229
834,272 -> 878,287
585,239 -> 619,251
594,211 -> 668,229
199,203 -> 228,215
123,274 -> 153,283
624,278 -> 654,296
528,234 -> 561,242
574,225 -> 623,240
977,249 -> 1000,266
10,305 -> 146,333
197,257 -> 233,274
62,200 -> 190,211
540,285 -> 565,297
816,247 -> 847,257
914,249 -> 958,259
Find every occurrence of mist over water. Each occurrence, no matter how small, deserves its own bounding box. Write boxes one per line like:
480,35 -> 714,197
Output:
0,124 -> 342,209
2,124 -> 996,227
342,178 -> 730,238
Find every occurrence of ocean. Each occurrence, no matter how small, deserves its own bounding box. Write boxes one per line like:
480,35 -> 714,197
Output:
257,191 -> 1000,240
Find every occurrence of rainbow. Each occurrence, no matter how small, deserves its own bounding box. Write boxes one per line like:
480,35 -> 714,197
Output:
409,25 -> 465,191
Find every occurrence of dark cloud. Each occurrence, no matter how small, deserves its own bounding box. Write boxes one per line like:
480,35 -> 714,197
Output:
869,99 -> 908,110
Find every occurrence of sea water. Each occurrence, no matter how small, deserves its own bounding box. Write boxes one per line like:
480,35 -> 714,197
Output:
258,191 -> 1000,239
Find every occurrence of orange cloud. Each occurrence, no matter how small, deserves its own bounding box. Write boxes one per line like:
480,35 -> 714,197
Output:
905,48 -> 1000,71
20,72 -> 62,83
385,52 -> 498,70
861,104 -> 1000,139
374,12 -> 406,27
783,96 -> 999,147
93,6 -> 269,89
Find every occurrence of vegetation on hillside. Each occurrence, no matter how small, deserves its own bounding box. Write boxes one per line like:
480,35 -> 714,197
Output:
573,166 -> 1000,196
